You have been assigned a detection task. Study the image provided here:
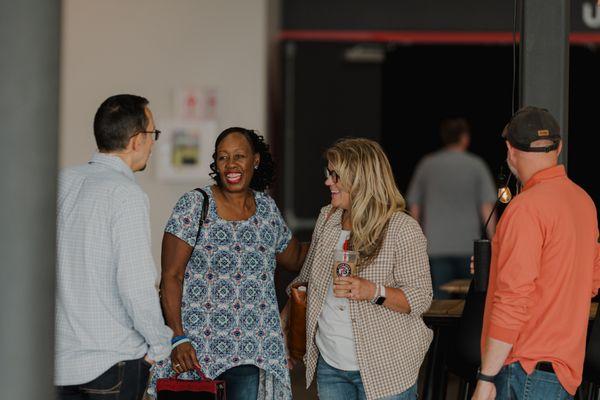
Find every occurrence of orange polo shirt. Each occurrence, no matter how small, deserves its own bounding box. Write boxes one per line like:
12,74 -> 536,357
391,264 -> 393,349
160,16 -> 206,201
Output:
481,165 -> 600,394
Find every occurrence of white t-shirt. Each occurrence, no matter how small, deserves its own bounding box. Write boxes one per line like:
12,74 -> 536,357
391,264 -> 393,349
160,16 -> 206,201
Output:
315,230 -> 359,371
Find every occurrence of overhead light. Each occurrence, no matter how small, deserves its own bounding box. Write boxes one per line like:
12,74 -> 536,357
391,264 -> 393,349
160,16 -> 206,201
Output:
343,45 -> 385,64
498,186 -> 512,204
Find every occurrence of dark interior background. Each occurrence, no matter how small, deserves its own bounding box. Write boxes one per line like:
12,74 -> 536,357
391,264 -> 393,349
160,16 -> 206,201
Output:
382,45 -> 515,194
289,42 -> 382,220
569,45 -> 600,212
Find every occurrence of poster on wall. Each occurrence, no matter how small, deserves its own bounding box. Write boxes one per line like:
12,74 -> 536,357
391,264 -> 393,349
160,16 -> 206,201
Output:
155,120 -> 218,183
173,87 -> 218,121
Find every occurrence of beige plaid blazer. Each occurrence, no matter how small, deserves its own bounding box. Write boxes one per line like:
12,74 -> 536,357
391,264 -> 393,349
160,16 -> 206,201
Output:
289,205 -> 433,400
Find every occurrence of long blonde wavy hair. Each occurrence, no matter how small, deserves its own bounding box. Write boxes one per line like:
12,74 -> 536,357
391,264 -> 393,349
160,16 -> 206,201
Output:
326,138 -> 406,266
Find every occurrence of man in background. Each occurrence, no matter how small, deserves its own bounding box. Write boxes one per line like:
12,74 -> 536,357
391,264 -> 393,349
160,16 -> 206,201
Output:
407,117 -> 497,299
55,94 -> 172,399
472,106 -> 600,399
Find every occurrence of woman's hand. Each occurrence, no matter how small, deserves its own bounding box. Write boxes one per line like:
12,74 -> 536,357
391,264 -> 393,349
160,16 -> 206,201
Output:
334,276 -> 376,301
280,301 -> 300,369
171,342 -> 201,374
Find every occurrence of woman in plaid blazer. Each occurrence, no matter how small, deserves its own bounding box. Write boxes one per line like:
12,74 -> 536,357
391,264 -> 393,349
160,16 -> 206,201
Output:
288,138 -> 433,400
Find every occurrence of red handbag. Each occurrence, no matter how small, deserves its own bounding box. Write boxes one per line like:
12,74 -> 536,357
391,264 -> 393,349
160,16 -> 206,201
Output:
156,368 -> 226,400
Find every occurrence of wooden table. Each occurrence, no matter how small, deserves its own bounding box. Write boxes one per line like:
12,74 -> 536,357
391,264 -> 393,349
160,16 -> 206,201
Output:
423,299 -> 464,318
424,300 -> 598,320
420,300 -> 598,400
439,279 -> 471,296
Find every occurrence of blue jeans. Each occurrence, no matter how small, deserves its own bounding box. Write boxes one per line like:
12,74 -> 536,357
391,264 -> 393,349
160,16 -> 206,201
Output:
316,355 -> 417,400
56,358 -> 151,400
494,362 -> 572,400
429,256 -> 471,299
217,365 -> 259,400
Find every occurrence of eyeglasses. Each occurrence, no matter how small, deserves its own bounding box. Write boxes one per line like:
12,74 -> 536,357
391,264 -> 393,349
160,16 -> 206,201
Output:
324,167 -> 339,183
141,129 -> 161,141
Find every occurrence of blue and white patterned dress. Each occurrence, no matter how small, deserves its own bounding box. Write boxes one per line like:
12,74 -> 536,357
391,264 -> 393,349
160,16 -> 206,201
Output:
148,186 -> 292,399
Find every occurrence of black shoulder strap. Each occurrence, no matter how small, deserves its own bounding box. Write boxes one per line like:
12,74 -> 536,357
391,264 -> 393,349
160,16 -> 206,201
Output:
193,188 -> 209,245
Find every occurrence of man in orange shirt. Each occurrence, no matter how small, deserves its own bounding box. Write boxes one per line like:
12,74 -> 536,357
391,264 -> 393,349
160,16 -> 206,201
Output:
472,107 -> 600,400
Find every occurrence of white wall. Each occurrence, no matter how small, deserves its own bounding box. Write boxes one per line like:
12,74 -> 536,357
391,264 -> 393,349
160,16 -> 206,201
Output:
60,0 -> 269,264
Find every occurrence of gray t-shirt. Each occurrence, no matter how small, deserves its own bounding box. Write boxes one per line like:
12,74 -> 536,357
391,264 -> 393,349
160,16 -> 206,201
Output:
407,150 -> 496,256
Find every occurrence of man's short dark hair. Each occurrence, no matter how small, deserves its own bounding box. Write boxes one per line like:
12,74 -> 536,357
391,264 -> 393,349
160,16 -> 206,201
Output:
440,117 -> 470,146
93,94 -> 149,152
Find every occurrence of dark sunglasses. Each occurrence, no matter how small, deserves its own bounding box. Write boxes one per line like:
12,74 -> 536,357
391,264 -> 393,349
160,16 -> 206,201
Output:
324,167 -> 339,183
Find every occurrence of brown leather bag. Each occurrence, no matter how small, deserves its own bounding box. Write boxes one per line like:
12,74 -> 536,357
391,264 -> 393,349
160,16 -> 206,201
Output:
284,209 -> 334,361
286,282 -> 308,360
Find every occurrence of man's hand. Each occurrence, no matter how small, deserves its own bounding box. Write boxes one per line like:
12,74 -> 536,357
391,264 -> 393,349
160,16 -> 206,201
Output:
144,354 -> 155,366
171,342 -> 201,373
471,381 -> 496,400
470,255 -> 475,275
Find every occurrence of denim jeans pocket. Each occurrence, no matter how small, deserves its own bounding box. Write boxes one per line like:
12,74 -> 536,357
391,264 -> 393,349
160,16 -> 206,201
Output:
531,369 -> 560,384
80,361 -> 125,395
524,369 -> 571,400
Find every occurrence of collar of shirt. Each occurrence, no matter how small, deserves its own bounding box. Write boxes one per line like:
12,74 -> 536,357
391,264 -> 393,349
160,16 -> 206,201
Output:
328,207 -> 343,227
88,152 -> 135,182
523,164 -> 566,191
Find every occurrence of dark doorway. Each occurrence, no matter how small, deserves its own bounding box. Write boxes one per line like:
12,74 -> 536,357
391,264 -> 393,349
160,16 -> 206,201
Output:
569,45 -> 600,217
382,45 -> 515,195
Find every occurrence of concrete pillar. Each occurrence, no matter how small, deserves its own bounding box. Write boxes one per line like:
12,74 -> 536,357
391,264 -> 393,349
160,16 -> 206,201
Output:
520,0 -> 570,166
0,0 -> 60,398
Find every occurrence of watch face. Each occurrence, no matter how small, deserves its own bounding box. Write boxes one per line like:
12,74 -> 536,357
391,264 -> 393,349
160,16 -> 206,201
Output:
375,296 -> 386,305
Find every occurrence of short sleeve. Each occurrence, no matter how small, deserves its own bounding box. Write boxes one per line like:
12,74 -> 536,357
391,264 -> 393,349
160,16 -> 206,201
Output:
270,197 -> 292,254
478,160 -> 497,205
406,160 -> 426,206
164,190 -> 206,247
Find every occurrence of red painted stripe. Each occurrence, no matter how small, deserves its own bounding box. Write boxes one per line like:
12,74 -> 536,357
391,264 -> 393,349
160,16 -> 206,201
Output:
571,32 -> 600,44
279,30 -> 600,45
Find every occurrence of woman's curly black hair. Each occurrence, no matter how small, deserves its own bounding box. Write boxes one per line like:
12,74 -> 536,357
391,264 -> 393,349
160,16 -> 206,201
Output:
209,127 -> 275,192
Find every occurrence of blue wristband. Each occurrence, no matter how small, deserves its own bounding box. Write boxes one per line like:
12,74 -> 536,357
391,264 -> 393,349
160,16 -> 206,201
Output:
171,335 -> 187,345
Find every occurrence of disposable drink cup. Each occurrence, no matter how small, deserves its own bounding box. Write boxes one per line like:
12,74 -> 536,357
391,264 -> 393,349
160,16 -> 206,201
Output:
332,249 -> 358,295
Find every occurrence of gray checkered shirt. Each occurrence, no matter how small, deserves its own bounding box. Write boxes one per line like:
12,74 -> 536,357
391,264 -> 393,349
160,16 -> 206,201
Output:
290,206 -> 433,400
55,153 -> 172,386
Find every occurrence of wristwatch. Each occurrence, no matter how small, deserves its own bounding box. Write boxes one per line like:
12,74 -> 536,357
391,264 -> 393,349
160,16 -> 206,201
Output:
373,285 -> 386,305
476,367 -> 496,383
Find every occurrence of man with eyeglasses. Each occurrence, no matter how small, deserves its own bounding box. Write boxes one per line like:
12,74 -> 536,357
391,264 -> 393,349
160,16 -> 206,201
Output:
55,94 -> 172,400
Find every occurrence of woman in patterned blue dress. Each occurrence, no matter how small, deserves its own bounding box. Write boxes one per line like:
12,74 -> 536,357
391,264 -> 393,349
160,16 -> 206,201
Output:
148,127 -> 308,400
